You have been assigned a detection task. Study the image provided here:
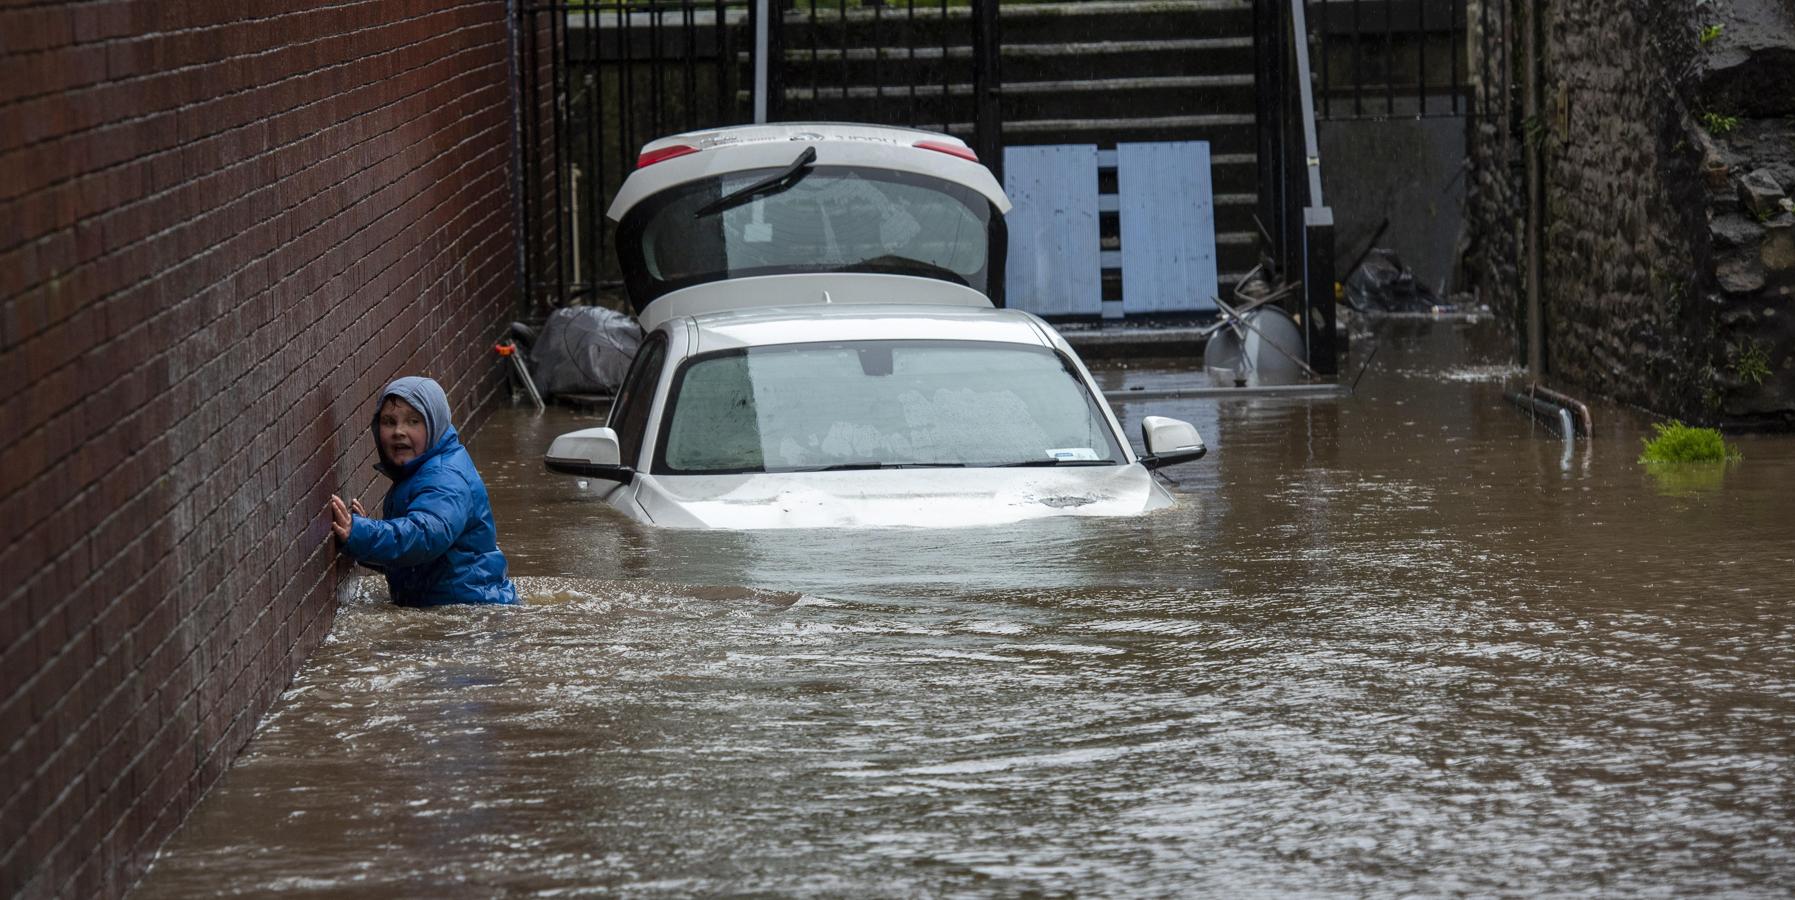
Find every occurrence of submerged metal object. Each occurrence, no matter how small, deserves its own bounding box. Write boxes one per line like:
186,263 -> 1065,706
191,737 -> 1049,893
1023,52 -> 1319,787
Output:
1202,305 -> 1306,386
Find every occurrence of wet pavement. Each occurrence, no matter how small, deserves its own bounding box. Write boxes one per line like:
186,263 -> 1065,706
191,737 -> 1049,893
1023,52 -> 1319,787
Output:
136,317 -> 1795,897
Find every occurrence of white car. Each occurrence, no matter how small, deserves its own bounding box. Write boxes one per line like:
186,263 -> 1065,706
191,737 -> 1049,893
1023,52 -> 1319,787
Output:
545,123 -> 1207,528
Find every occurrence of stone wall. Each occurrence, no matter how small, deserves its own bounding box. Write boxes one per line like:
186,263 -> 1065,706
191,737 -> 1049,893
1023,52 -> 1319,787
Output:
0,3 -> 520,897
1462,0 -> 1795,426
1461,0 -> 1525,357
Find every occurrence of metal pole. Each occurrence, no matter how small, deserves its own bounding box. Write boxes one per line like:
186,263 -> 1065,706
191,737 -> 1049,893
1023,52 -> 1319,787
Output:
716,0 -> 729,123
906,0 -> 917,125
550,0 -> 568,306
1318,0 -> 1329,120
1253,0 -> 1283,271
1288,0 -> 1336,375
971,0 -> 1001,182
754,0 -> 770,122
1290,0 -> 1324,208
505,0 -> 529,314
684,1 -> 698,131
1304,206 -> 1338,375
1524,0 -> 1542,379
586,3 -> 602,295
1418,0 -> 1427,115
1351,0 -> 1362,117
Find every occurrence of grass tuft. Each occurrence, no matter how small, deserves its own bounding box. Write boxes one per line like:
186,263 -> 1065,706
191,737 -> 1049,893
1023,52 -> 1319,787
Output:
1701,111 -> 1740,134
1638,420 -> 1739,464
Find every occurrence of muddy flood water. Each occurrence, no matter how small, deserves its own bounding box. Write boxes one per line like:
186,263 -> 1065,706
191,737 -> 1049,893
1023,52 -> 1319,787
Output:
136,317 -> 1795,897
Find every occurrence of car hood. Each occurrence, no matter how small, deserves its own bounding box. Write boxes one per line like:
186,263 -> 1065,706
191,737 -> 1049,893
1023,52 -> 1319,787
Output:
630,465 -> 1173,529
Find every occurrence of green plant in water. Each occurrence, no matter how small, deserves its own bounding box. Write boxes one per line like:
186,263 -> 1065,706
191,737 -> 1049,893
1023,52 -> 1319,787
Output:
1731,339 -> 1772,384
1699,23 -> 1725,44
1701,111 -> 1740,134
1638,420 -> 1740,463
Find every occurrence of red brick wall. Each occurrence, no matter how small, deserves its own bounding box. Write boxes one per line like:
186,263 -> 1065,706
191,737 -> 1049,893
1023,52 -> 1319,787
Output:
0,2 -> 521,896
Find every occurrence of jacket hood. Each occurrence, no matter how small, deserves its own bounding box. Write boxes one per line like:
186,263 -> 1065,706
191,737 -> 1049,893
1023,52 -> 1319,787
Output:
371,376 -> 458,479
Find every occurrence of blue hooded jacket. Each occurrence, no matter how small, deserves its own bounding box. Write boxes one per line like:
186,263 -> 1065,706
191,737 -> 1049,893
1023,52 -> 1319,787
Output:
343,377 -> 519,606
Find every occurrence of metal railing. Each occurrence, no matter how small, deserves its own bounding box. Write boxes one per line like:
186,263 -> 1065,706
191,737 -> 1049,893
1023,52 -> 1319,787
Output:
513,1 -> 752,311
757,0 -> 1000,170
1309,0 -> 1479,121
1255,0 -> 1337,375
510,0 -> 998,313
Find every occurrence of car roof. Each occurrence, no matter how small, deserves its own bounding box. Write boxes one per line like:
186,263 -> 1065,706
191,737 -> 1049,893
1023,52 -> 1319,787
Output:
606,122 -> 1010,222
678,303 -> 1057,355
634,272 -> 995,332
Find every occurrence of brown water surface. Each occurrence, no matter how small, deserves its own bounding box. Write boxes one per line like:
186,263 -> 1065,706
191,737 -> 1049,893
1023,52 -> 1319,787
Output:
135,318 -> 1795,897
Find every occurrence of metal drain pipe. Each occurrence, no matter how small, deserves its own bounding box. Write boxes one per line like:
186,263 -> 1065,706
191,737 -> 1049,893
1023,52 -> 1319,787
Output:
1505,386 -> 1590,439
1507,391 -> 1570,435
1557,407 -> 1576,470
1528,383 -> 1592,435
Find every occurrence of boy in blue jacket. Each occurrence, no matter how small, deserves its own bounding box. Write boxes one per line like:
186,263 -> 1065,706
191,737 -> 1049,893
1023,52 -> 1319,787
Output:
328,376 -> 519,606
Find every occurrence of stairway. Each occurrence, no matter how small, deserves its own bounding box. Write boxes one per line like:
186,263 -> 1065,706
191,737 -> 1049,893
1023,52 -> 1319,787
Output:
762,0 -> 1263,291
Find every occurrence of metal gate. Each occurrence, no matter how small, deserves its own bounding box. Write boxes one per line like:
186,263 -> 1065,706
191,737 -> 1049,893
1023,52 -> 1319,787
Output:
510,0 -> 999,314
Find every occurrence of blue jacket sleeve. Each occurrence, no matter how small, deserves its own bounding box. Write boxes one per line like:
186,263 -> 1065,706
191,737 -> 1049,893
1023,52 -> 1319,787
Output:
342,478 -> 473,569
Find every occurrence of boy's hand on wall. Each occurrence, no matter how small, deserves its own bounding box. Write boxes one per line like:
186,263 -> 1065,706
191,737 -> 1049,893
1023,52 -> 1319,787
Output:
327,495 -> 357,541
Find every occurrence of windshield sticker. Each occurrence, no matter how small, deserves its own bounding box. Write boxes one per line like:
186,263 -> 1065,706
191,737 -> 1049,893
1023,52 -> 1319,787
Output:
1046,447 -> 1100,461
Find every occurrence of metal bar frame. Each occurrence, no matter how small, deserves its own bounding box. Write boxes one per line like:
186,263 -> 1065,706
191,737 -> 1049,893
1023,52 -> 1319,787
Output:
1255,0 -> 1337,375
971,0 -> 1001,181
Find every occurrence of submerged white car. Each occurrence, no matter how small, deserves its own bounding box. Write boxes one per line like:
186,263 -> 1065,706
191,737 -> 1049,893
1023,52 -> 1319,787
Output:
545,123 -> 1207,528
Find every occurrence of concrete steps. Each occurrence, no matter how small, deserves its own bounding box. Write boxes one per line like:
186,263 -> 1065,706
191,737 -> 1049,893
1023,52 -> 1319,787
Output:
759,0 -> 1263,281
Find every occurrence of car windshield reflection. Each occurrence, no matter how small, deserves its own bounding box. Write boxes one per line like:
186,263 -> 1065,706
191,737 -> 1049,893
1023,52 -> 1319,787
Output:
656,341 -> 1123,474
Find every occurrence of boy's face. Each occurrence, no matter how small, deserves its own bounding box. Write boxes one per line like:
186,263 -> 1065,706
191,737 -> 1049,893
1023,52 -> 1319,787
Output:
378,397 -> 429,466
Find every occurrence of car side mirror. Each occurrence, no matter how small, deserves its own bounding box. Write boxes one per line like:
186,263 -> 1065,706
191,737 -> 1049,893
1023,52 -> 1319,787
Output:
545,427 -> 635,483
1139,416 -> 1207,469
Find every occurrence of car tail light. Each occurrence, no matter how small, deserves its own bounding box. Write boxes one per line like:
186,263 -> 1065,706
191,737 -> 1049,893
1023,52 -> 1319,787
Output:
913,140 -> 978,163
636,144 -> 700,168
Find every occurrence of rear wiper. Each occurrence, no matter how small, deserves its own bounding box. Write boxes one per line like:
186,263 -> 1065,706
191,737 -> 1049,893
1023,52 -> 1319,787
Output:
993,459 -> 1113,467
693,145 -> 817,219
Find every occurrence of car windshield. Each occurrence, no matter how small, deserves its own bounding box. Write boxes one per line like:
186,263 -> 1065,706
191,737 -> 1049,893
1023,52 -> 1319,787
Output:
617,165 -> 999,306
657,341 -> 1123,474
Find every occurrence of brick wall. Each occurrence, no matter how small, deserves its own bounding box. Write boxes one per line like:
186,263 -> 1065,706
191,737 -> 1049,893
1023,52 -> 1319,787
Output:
0,2 -> 521,897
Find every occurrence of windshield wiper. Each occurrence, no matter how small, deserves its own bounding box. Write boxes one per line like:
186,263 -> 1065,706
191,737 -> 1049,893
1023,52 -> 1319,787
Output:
693,145 -> 817,219
993,459 -> 1114,467
791,461 -> 968,471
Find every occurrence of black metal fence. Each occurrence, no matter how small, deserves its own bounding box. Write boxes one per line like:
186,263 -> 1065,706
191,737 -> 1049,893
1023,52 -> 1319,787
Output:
511,0 -> 998,313
511,0 -> 1488,354
1308,0 -> 1483,121
513,1 -> 750,311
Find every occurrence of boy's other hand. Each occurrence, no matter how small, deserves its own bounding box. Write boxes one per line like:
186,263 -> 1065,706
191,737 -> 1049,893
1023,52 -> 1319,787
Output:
328,495 -> 355,541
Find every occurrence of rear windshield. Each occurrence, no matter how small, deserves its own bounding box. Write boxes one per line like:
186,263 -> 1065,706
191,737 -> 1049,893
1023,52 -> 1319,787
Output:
655,341 -> 1122,474
615,165 -> 1003,306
